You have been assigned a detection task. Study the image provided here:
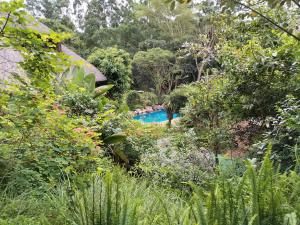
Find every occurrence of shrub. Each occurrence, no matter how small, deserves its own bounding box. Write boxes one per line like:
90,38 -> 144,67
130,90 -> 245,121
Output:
164,86 -> 189,113
132,48 -> 175,97
140,91 -> 159,106
187,147 -> 300,225
61,92 -> 100,117
102,115 -> 165,166
0,189 -> 73,225
180,78 -> 234,164
88,47 -> 132,99
69,168 -> 186,225
220,35 -> 300,119
70,150 -> 300,225
126,90 -> 143,110
251,96 -> 300,171
0,85 -> 100,192
1,148 -> 299,225
137,128 -> 215,189
126,91 -> 159,110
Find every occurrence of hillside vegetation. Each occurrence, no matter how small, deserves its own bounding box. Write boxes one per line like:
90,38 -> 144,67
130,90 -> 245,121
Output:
0,0 -> 299,224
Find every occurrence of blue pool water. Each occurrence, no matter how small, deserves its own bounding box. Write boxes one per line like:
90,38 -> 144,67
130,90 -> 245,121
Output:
133,110 -> 179,123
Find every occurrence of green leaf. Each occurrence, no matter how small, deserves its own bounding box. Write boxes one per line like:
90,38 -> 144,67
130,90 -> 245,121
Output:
84,73 -> 96,94
72,66 -> 85,87
103,133 -> 126,145
112,149 -> 129,164
94,84 -> 114,98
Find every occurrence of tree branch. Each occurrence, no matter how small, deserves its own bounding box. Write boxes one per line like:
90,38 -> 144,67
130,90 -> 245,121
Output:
0,12 -> 11,35
233,0 -> 300,41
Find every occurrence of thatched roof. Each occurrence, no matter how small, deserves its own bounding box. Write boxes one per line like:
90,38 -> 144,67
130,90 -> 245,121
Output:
0,48 -> 25,83
0,18 -> 106,83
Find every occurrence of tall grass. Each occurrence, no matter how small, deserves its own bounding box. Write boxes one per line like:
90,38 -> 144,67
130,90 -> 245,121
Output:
69,147 -> 300,225
0,188 -> 72,225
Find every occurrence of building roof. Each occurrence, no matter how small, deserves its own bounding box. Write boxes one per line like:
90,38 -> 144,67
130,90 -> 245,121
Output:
0,17 -> 106,83
0,47 -> 25,83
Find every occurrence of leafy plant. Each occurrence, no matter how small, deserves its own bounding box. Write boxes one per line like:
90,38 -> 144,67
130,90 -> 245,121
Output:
101,115 -> 165,167
251,96 -> 300,171
70,147 -> 300,225
138,128 -> 215,190
0,84 -> 100,191
88,47 -> 132,99
58,67 -> 114,117
220,34 -> 299,119
0,0 -> 71,92
181,78 -> 234,165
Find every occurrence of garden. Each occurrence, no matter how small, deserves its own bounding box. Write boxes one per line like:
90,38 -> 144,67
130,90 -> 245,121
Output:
0,0 -> 299,224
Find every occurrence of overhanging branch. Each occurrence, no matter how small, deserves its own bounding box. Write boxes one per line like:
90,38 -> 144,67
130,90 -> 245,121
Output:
0,12 -> 11,35
232,0 -> 300,41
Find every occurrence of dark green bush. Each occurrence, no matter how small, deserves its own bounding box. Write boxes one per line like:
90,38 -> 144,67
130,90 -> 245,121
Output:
61,92 -> 100,117
251,96 -> 300,171
88,47 -> 132,99
126,90 -> 143,110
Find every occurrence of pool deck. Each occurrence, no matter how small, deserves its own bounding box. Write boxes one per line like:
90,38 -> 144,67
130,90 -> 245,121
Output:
138,117 -> 181,126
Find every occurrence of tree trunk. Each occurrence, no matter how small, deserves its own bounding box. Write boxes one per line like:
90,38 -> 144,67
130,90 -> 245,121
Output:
214,116 -> 220,166
197,61 -> 205,81
166,107 -> 173,128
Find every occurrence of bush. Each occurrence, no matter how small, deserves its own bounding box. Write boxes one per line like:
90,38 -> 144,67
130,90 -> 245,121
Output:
102,115 -> 165,166
69,168 -> 186,225
126,90 -> 159,110
88,47 -> 132,99
1,148 -> 299,224
61,92 -> 100,117
137,128 -> 215,189
70,151 -> 300,225
0,189 -> 73,225
180,78 -> 234,164
0,85 -> 100,192
126,90 -> 143,110
140,91 -> 159,106
251,96 -> 300,171
164,86 -> 189,113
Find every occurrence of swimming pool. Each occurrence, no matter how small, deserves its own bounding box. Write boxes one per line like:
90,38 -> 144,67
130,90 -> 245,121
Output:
133,110 -> 179,123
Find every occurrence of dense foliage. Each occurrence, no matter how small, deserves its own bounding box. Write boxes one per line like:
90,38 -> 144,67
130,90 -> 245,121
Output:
0,84 -> 100,191
133,48 -> 176,97
88,47 -> 132,99
0,0 -> 299,224
251,96 -> 300,171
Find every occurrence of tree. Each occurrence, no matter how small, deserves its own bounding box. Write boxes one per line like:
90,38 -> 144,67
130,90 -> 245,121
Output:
134,0 -> 197,49
170,0 -> 299,41
0,1 -> 101,187
181,31 -> 217,81
220,0 -> 300,41
88,47 -> 132,99
83,0 -> 134,48
26,0 -> 70,20
181,78 -> 233,165
220,33 -> 300,119
164,86 -> 189,127
132,48 -> 177,97
251,96 -> 300,171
